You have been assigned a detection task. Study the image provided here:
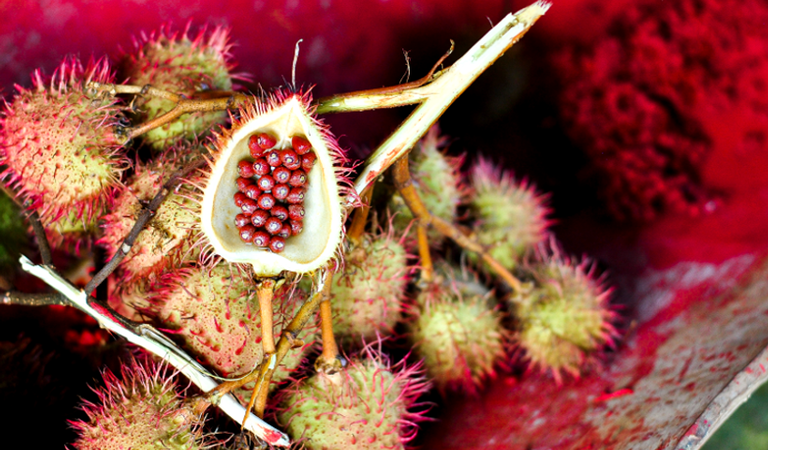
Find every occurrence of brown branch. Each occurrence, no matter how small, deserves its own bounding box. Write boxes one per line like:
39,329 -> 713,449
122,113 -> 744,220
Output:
416,225 -> 434,283
209,268 -> 332,424
391,155 -> 524,293
24,209 -> 52,268
84,158 -> 206,295
346,185 -> 374,245
1,291 -> 70,307
314,272 -> 340,374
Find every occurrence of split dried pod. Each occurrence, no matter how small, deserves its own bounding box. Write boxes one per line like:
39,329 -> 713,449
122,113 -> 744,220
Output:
200,91 -> 346,277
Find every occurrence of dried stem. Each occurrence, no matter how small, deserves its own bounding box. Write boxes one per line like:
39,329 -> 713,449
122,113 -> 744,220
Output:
346,185 -> 374,245
24,209 -> 53,267
217,268 -> 332,426
346,1 -> 551,202
1,291 -> 70,307
392,155 -> 525,293
416,225 -> 434,283
257,279 -> 278,356
315,271 -> 340,373
84,158 -> 206,295
87,81 -> 250,144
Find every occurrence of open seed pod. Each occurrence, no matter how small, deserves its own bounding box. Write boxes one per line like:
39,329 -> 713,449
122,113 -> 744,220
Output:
200,91 -> 347,277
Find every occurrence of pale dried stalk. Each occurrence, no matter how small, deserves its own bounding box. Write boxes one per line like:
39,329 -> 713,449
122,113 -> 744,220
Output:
18,256 -> 290,446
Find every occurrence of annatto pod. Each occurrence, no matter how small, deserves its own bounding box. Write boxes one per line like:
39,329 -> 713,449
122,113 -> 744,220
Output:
509,239 -> 617,383
70,359 -> 206,450
277,348 -> 430,450
0,58 -> 129,229
200,91 -> 348,277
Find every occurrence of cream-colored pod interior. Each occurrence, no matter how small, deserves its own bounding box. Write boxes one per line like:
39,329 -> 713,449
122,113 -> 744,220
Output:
200,96 -> 342,277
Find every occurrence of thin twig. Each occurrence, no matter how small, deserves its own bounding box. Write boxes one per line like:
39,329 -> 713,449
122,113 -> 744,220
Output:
346,185 -> 374,245
25,209 -> 52,267
84,158 -> 206,295
1,291 -> 70,307
314,271 -> 340,374
392,155 -> 524,292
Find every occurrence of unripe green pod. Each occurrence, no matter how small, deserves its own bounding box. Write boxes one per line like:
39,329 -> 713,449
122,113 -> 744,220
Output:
71,360 -> 206,450
469,157 -> 550,272
409,267 -> 505,392
278,350 -> 429,450
0,58 -> 130,232
510,241 -> 617,383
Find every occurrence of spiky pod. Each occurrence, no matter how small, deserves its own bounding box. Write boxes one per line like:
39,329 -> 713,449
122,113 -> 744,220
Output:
149,262 -> 314,402
469,157 -> 551,272
328,228 -> 409,344
0,58 -> 129,232
278,349 -> 430,450
119,25 -> 234,149
388,125 -> 463,242
199,90 -> 351,278
99,147 -> 203,283
70,359 -> 206,450
509,241 -> 617,383
409,266 -> 505,393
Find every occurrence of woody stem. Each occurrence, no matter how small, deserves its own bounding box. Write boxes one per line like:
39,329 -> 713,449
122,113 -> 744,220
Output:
391,155 -> 524,293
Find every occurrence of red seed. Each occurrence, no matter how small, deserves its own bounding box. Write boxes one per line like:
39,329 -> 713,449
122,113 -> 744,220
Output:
235,214 -> 251,228
286,187 -> 305,204
253,231 -> 270,247
266,150 -> 281,167
290,220 -> 303,235
238,160 -> 255,178
236,177 -> 253,191
288,170 -> 307,187
244,184 -> 262,200
301,152 -> 317,171
280,149 -> 301,170
288,204 -> 305,221
241,198 -> 258,215
253,158 -> 270,176
257,193 -> 276,210
269,236 -> 286,253
251,209 -> 269,227
273,167 -> 291,184
273,184 -> 289,201
271,205 -> 289,222
257,133 -> 277,150
239,225 -> 256,242
292,136 -> 312,155
264,216 -> 283,235
249,135 -> 266,158
234,192 -> 248,207
278,223 -> 292,238
257,174 -> 275,191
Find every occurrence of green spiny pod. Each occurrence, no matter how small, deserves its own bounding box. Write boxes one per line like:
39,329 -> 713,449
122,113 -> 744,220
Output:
469,156 -> 550,272
0,58 -> 130,231
388,125 -> 463,242
70,359 -> 206,450
409,266 -> 505,393
509,240 -> 617,383
278,348 -> 429,450
328,228 -> 409,343
99,147 -> 203,283
119,25 -> 235,149
150,262 -> 314,402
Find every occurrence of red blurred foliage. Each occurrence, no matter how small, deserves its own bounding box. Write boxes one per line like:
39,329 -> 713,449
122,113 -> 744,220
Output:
554,0 -> 767,221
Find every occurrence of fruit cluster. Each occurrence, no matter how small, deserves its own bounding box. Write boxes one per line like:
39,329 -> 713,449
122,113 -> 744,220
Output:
233,133 -> 316,252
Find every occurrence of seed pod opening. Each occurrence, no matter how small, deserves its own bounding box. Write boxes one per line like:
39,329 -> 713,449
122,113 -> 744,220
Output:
200,92 -> 345,277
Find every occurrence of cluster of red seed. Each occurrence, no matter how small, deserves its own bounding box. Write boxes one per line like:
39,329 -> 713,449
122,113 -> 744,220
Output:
233,133 -> 317,253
